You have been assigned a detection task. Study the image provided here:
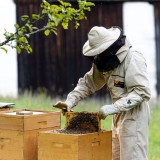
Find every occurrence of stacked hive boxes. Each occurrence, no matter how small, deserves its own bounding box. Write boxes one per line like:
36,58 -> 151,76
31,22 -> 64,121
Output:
0,109 -> 61,160
0,110 -> 112,160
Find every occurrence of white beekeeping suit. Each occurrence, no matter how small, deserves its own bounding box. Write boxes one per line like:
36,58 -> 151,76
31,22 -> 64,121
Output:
54,26 -> 151,160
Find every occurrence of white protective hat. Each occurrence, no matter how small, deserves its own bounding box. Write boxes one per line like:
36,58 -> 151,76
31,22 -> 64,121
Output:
83,26 -> 121,56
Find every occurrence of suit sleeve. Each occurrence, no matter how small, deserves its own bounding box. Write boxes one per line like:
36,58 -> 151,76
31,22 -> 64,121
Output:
65,64 -> 106,108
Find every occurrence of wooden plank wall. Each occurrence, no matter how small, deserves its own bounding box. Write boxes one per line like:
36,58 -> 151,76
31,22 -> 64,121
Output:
154,2 -> 160,96
14,0 -> 123,97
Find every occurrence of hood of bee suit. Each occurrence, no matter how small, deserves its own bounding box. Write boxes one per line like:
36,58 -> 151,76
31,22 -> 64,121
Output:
116,38 -> 132,63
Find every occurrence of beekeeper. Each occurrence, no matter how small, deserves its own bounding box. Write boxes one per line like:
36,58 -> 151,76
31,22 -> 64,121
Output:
54,26 -> 151,160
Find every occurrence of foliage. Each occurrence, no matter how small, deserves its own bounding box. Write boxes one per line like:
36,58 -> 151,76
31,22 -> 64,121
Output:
0,0 -> 94,54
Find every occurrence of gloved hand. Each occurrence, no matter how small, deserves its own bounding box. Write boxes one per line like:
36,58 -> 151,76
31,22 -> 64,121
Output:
99,104 -> 119,119
99,106 -> 108,120
53,101 -> 68,110
53,101 -> 73,115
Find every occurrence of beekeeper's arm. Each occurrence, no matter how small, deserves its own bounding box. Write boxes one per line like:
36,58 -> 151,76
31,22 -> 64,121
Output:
54,64 -> 106,111
66,64 -> 108,110
99,51 -> 151,119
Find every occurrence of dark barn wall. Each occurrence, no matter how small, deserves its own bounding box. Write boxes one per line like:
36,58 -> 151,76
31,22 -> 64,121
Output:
14,0 -> 123,97
154,2 -> 160,96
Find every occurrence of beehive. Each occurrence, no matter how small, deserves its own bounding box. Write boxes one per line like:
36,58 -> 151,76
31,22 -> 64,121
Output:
38,111 -> 112,160
65,112 -> 101,133
0,109 -> 61,160
38,130 -> 112,160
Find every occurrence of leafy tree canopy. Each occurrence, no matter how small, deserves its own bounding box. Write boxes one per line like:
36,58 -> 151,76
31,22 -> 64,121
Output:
0,0 -> 94,54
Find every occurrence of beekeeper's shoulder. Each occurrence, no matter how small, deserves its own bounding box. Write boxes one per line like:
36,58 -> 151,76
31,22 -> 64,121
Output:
125,47 -> 147,65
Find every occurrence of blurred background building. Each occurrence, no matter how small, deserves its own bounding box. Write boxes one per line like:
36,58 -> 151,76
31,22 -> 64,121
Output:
0,0 -> 159,100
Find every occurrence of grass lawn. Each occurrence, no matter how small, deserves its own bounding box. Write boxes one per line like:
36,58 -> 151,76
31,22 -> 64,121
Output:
148,106 -> 160,160
0,93 -> 160,159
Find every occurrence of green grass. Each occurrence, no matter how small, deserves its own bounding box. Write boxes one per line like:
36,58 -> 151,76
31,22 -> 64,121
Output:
0,93 -> 160,159
149,106 -> 160,160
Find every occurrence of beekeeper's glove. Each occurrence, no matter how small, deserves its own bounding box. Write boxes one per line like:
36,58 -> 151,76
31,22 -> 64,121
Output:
53,101 -> 73,115
99,104 -> 119,119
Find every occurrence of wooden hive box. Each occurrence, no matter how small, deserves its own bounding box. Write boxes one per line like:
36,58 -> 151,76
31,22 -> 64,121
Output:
0,108 -> 10,113
38,130 -> 112,160
0,109 -> 61,160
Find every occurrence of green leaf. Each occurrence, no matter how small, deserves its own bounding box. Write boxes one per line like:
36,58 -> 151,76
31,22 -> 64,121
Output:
44,29 -> 50,36
84,7 -> 91,11
58,0 -> 64,6
86,2 -> 95,7
42,0 -> 50,10
62,22 -> 68,29
42,9 -> 47,14
24,46 -> 32,53
18,30 -> 23,36
21,15 -> 29,21
51,29 -> 57,35
32,14 -> 40,21
47,21 -> 54,27
25,23 -> 33,32
43,0 -> 50,6
28,46 -> 32,53
0,47 -> 8,53
18,37 -> 28,43
16,46 -> 21,54
62,1 -> 71,7
75,21 -> 80,29
14,23 -> 19,29
24,45 -> 32,53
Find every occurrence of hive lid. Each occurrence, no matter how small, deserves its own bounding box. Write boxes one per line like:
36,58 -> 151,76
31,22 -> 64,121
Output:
1,109 -> 47,116
0,102 -> 15,108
